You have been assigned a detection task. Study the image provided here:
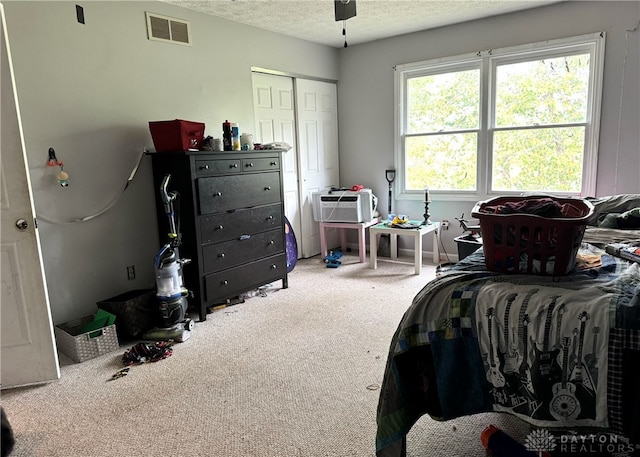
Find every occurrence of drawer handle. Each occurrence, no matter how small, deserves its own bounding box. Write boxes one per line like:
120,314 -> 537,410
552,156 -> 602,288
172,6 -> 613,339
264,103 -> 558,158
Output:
199,164 -> 209,170
239,234 -> 251,241
218,253 -> 225,258
221,280 -> 228,286
270,264 -> 277,270
269,240 -> 274,245
264,186 -> 271,191
267,215 -> 274,220
270,161 -> 277,166
214,191 -> 222,197
230,163 -> 238,168
246,162 -> 254,167
216,225 -> 224,230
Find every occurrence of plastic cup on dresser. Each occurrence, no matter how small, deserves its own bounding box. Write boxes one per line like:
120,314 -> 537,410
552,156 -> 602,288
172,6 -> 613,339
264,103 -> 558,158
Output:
241,133 -> 254,150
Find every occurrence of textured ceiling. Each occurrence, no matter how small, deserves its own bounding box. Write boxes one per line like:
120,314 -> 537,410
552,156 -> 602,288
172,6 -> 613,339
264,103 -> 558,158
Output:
162,0 -> 562,48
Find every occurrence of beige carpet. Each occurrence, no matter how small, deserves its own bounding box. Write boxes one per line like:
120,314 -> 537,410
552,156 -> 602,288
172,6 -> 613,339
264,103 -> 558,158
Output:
1,255 -> 531,457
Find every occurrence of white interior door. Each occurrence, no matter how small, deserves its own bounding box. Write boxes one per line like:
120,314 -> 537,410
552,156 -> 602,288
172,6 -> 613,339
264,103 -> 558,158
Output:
295,79 -> 340,258
1,7 -> 60,389
252,72 -> 302,257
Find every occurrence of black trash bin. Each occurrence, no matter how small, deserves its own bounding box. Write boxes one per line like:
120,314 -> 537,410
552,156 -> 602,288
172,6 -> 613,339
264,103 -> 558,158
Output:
97,289 -> 156,340
454,235 -> 483,261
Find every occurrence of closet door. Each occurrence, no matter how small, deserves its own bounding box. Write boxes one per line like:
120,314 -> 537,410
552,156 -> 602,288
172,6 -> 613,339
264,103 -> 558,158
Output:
295,78 -> 340,258
252,72 -> 302,256
252,72 -> 340,258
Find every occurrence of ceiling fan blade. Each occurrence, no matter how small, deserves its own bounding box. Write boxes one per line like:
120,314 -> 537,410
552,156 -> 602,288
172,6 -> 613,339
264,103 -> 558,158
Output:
334,0 -> 356,21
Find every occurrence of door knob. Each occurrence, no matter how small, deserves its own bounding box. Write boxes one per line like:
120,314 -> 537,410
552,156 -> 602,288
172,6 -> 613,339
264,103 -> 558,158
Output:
15,219 -> 28,230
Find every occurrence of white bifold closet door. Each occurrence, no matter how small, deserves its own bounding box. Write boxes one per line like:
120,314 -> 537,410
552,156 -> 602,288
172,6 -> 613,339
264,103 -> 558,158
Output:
252,72 -> 339,259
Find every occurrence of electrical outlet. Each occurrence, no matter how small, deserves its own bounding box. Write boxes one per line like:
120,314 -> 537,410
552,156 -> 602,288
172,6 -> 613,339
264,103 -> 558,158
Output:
441,220 -> 449,230
126,265 -> 136,280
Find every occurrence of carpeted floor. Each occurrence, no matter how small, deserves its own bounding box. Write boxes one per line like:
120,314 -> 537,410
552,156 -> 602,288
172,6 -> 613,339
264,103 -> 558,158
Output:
0,255 -> 532,457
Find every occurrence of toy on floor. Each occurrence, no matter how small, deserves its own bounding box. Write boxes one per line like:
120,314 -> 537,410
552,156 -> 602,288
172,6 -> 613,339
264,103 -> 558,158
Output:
285,216 -> 298,272
324,250 -> 343,268
481,425 -> 551,457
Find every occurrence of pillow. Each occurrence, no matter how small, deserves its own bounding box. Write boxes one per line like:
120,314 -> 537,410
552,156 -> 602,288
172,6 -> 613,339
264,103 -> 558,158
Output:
618,207 -> 640,229
598,207 -> 640,229
586,194 -> 640,225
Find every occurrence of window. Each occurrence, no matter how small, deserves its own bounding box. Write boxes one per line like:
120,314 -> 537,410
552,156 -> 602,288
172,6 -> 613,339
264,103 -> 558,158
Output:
395,33 -> 605,200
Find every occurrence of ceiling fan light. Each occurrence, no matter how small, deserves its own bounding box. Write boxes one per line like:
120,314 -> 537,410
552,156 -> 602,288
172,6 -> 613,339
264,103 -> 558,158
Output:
334,0 -> 356,22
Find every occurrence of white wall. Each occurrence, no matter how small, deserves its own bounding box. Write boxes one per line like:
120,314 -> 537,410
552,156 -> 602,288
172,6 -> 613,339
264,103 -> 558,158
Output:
337,1 -> 640,259
2,1 -> 338,324
3,1 -> 638,323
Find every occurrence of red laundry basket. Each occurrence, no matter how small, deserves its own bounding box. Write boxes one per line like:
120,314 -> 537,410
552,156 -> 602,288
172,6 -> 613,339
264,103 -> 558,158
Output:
471,196 -> 594,275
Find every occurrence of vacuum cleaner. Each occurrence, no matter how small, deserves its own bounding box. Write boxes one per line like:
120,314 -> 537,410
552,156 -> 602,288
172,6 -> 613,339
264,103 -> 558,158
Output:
143,174 -> 194,343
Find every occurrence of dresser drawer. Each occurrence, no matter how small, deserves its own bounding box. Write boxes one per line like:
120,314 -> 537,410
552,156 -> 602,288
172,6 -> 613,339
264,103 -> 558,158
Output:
242,156 -> 279,172
197,172 -> 281,214
195,158 -> 242,176
204,254 -> 287,302
199,204 -> 282,244
202,229 -> 284,273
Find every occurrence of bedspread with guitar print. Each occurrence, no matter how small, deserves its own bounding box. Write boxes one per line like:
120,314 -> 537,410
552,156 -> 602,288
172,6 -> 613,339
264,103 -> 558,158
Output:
376,245 -> 640,457
476,282 -> 606,427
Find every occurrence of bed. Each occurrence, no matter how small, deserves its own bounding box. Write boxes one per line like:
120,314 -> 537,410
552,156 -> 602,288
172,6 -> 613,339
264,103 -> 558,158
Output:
375,195 -> 640,457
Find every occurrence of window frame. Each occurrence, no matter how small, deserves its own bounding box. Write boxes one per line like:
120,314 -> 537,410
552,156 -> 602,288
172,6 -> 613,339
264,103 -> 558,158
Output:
394,32 -> 606,202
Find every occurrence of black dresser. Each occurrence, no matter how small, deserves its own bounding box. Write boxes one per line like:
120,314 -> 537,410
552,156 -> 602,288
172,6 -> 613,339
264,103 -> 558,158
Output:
150,150 -> 288,321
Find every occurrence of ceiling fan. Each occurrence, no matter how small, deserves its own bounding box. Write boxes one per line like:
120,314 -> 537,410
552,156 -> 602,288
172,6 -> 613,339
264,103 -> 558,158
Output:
334,0 -> 356,47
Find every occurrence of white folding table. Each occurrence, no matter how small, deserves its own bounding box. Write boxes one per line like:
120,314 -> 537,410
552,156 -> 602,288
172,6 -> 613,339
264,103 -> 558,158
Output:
369,221 -> 440,275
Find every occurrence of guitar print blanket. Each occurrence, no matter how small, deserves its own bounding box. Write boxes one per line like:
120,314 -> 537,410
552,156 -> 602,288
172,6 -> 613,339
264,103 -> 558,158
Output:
475,282 -> 608,428
376,245 -> 640,457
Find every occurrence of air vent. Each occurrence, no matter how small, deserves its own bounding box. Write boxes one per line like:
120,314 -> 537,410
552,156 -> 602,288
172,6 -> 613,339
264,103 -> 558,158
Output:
146,12 -> 191,46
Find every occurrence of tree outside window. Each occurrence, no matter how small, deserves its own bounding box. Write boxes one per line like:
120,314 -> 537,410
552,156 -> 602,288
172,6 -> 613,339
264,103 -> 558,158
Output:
396,33 -> 605,199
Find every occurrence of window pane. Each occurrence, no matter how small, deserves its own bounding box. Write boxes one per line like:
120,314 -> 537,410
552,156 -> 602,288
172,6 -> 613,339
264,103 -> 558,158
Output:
492,127 -> 585,192
495,54 -> 590,127
406,134 -> 477,191
407,69 -> 480,133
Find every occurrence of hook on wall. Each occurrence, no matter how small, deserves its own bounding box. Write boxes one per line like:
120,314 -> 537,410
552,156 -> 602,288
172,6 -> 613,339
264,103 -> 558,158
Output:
47,147 -> 69,187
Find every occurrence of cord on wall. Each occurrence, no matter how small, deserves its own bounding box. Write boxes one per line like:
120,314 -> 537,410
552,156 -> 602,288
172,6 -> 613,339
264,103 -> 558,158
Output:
37,149 -> 146,224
